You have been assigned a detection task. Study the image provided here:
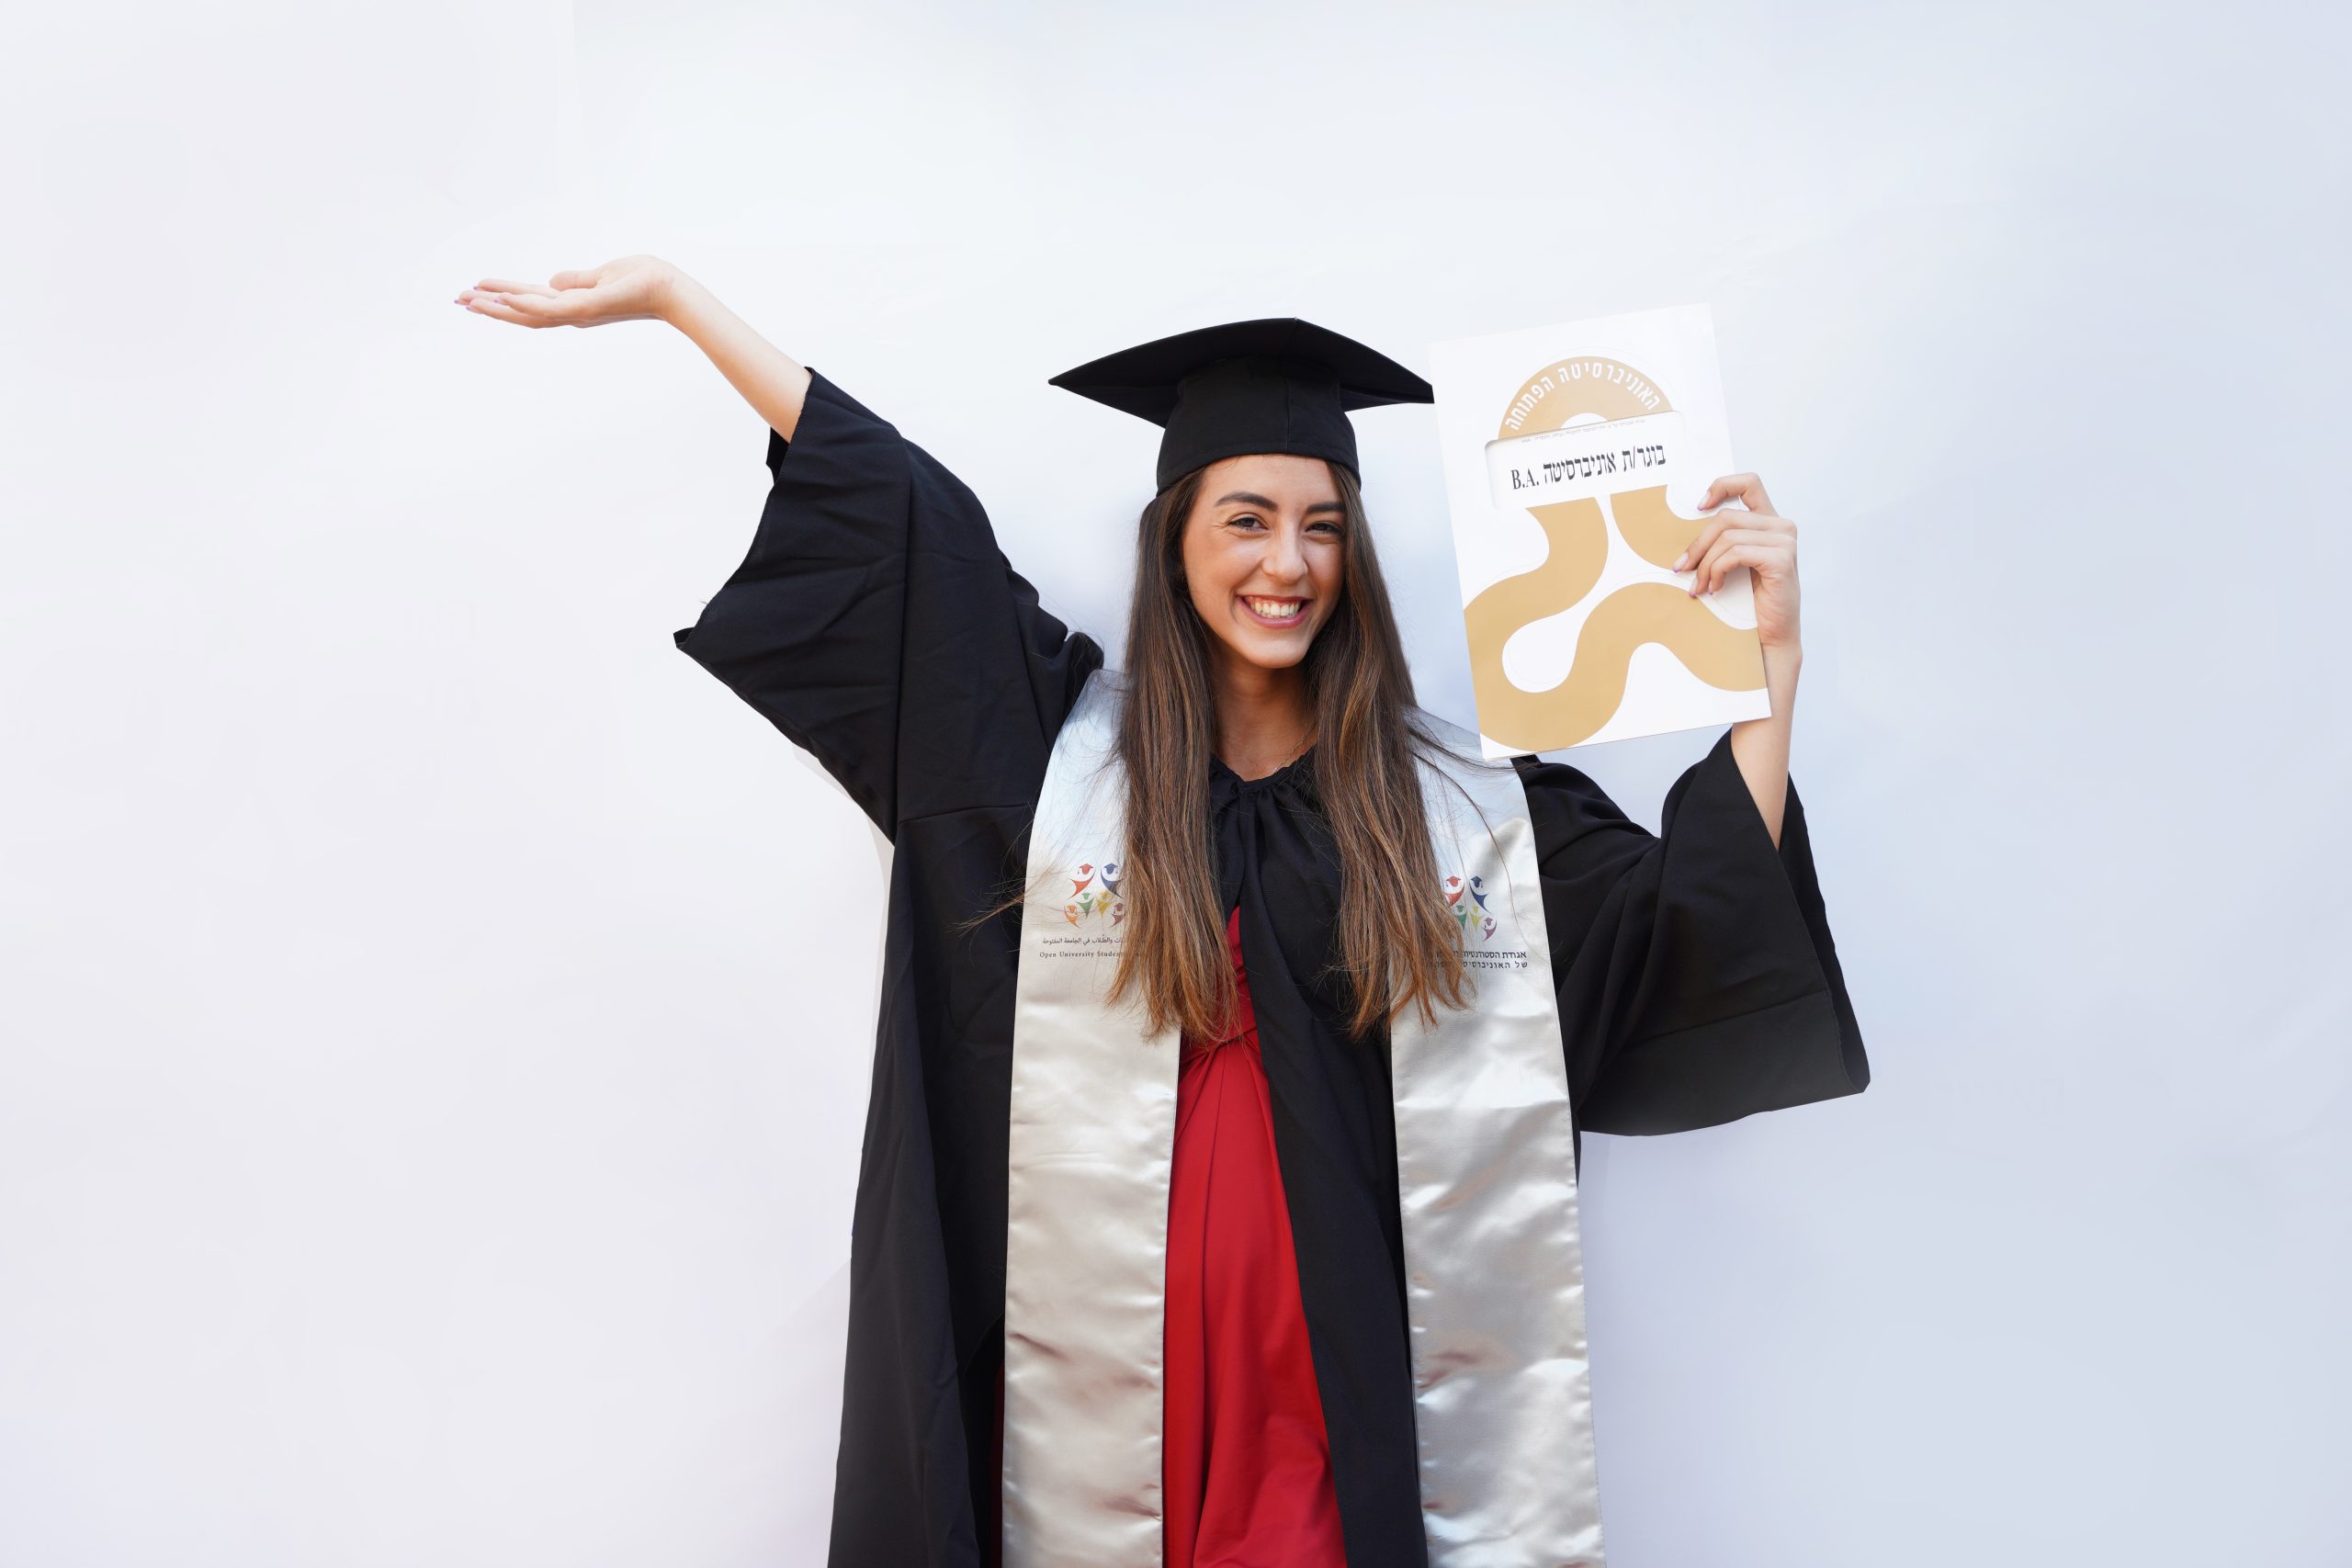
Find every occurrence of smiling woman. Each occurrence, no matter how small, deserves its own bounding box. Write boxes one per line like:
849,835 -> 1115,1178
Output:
458,267 -> 1869,1567
1185,463 -> 1345,731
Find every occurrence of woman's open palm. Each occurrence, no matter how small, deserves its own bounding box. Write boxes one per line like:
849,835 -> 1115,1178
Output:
456,254 -> 673,328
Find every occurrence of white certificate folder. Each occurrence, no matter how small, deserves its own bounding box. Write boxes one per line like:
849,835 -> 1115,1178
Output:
1428,303 -> 1770,758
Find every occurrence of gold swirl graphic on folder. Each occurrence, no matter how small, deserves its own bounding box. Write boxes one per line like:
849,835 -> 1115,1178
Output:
1464,358 -> 1764,751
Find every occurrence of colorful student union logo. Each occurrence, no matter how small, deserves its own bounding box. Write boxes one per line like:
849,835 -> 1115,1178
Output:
1062,860 -> 1127,930
1443,871 -> 1502,946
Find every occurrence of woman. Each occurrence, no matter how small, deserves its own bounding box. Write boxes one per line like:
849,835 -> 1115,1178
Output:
458,255 -> 1869,1568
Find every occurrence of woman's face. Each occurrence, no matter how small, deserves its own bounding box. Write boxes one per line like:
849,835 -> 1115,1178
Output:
1179,453 -> 1347,673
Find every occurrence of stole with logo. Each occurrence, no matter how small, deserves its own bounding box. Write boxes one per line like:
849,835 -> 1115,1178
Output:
1429,302 -> 1773,758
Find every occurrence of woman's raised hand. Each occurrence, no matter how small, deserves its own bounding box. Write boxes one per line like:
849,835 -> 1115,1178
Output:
1675,472 -> 1804,656
461,254 -> 812,441
456,254 -> 678,329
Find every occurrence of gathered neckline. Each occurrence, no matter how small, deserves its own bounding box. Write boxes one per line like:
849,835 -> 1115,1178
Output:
1209,744 -> 1319,798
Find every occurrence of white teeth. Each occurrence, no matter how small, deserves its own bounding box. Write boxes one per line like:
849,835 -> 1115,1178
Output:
1246,597 -> 1303,620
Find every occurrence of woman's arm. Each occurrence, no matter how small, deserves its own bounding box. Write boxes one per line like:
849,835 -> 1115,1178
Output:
458,254 -> 1104,833
658,272 -> 815,445
1679,470 -> 1805,848
1728,645 -> 1800,848
459,254 -> 814,442
1526,470 -> 1864,1134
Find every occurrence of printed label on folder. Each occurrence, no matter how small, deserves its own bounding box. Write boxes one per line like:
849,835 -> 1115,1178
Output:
1483,411 -> 1689,510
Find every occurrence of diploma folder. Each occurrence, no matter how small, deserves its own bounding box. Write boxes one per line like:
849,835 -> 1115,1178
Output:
1428,303 -> 1772,758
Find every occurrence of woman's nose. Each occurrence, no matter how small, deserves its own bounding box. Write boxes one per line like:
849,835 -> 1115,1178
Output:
1262,525 -> 1309,581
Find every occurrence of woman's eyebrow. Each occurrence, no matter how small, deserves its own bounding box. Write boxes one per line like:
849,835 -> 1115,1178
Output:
1214,491 -> 1345,515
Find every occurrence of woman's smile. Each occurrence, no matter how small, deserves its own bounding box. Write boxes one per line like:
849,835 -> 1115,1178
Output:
1238,594 -> 1310,626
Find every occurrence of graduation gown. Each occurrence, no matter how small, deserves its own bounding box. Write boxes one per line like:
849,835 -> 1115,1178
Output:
673,368 -> 1871,1568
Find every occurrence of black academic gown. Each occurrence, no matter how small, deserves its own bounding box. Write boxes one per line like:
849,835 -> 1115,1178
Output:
673,369 -> 1871,1568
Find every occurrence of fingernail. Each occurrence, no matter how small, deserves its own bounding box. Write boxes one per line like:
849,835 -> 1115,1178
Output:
1671,552 -> 1688,570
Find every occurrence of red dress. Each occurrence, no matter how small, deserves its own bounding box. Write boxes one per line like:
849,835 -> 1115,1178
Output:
1162,903 -> 1351,1567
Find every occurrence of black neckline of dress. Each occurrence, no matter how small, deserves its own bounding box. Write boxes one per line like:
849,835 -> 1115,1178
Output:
1210,744 -> 1319,796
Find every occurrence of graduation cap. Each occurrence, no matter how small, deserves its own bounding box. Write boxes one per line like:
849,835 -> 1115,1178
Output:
1048,317 -> 1433,493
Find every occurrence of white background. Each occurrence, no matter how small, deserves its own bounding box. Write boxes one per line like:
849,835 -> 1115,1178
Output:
4,3 -> 2346,1563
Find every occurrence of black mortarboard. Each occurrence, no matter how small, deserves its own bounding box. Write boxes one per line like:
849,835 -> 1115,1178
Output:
1048,317 -> 1434,493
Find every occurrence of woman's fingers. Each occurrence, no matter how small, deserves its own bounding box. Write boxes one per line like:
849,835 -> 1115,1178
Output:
1690,540 -> 1764,598
458,294 -> 523,323
458,289 -> 557,326
1671,514 -> 1791,574
1685,525 -> 1792,595
1695,471 -> 1777,519
459,275 -> 580,326
1684,475 -> 1772,575
1702,543 -> 1763,597
489,288 -> 560,320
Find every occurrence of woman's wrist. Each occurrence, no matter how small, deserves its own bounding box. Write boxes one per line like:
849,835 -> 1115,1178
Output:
657,268 -> 814,442
655,265 -> 707,329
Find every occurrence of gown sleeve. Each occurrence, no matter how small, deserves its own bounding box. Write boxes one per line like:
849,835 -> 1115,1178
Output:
1513,728 -> 1871,1136
672,368 -> 1105,836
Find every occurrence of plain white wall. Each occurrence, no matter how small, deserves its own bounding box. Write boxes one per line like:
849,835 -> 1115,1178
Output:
4,1 -> 2346,1563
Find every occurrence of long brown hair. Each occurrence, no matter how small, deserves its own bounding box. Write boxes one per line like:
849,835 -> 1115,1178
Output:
964,460 -> 1493,1041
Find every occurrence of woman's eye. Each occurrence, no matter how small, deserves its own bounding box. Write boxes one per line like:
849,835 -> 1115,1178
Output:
1223,513 -> 1340,537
